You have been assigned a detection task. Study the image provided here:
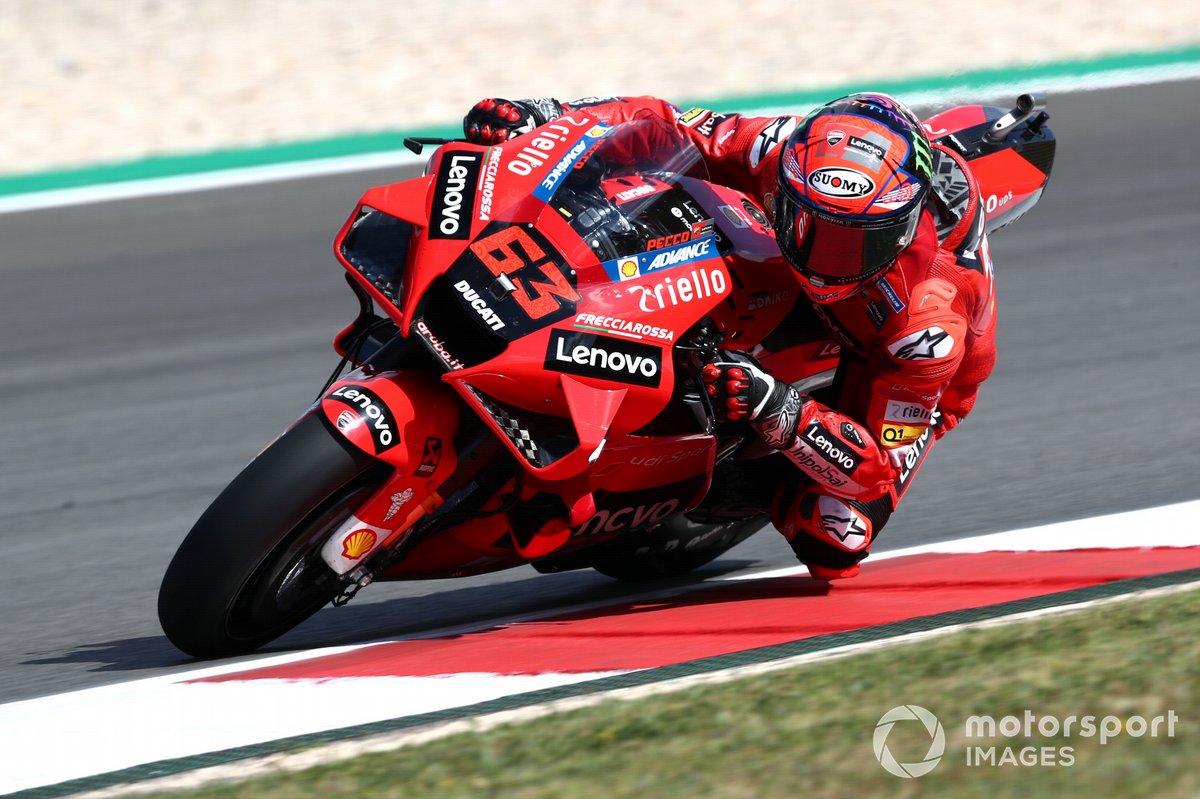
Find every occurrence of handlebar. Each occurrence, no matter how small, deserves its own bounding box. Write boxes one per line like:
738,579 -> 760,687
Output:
983,93 -> 1048,143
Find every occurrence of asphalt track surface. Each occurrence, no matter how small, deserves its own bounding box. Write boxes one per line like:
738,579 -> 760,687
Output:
1,81 -> 1197,705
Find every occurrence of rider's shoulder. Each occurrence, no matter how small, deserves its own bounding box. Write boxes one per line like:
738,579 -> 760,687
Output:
746,115 -> 803,173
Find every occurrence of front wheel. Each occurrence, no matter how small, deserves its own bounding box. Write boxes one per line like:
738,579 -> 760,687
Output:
158,413 -> 387,659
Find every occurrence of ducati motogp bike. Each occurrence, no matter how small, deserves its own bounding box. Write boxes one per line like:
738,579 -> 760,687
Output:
158,95 -> 1055,658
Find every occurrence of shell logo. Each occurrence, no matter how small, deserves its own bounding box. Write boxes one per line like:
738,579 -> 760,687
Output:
619,257 -> 639,279
341,528 -> 378,559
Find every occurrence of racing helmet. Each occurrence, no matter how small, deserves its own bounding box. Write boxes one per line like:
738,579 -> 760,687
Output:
773,93 -> 933,303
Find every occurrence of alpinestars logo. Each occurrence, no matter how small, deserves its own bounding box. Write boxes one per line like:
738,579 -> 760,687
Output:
817,496 -> 869,551
757,390 -> 802,450
888,327 -> 955,361
749,117 -> 797,170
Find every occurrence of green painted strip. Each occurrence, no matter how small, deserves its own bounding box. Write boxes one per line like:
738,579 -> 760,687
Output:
683,43 -> 1200,112
14,566 -> 1200,799
1,44 -> 1198,200
0,123 -> 458,197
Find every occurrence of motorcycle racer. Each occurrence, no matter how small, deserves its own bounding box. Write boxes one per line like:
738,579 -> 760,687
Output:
463,94 -> 998,580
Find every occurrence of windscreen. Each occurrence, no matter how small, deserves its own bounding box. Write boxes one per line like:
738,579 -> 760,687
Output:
419,117 -> 719,366
538,116 -> 713,269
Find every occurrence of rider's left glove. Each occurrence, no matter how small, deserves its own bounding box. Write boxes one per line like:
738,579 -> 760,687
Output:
702,352 -> 807,449
463,98 -> 565,144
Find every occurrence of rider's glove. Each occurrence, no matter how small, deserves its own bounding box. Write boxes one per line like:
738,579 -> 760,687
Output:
702,352 -> 807,450
463,97 -> 565,144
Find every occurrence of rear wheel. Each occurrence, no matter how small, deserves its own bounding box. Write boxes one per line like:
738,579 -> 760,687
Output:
158,413 -> 387,659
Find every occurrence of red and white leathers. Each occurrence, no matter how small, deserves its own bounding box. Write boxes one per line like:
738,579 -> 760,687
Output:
550,96 -> 997,577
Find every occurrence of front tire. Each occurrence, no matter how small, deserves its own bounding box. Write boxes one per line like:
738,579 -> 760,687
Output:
158,413 -> 386,659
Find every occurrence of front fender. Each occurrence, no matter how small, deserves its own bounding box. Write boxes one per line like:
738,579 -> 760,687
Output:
319,369 -> 461,482
315,369 -> 467,575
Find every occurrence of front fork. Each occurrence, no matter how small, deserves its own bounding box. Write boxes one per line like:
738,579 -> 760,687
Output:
313,368 -> 467,581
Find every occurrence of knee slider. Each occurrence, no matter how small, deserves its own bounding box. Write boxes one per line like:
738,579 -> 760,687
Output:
775,488 -> 893,569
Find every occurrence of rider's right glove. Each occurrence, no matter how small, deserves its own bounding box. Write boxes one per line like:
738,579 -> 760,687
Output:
701,352 -> 807,450
463,97 -> 565,144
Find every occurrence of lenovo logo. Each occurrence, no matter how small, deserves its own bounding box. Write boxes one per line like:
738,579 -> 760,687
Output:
430,152 -> 482,240
544,329 -> 662,388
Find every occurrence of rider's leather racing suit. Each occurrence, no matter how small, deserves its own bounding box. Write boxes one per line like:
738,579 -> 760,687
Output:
516,96 -> 998,576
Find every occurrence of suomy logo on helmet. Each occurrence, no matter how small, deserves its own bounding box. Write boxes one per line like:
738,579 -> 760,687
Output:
808,167 -> 875,198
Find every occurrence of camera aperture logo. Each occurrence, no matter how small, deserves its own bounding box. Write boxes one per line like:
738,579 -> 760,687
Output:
873,705 -> 945,778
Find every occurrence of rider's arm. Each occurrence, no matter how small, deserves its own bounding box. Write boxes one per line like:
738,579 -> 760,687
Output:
755,282 -> 973,503
464,95 -> 801,195
559,97 -> 802,194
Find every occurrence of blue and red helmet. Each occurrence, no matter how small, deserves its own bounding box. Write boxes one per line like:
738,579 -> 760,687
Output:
773,93 -> 934,303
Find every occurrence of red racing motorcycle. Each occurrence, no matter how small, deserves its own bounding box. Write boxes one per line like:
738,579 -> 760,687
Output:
159,96 -> 1055,658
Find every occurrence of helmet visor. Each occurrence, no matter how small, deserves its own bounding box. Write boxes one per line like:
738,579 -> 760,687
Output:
776,191 -> 921,285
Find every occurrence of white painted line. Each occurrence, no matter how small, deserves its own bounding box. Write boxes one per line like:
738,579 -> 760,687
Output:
70,579 -> 1200,799
730,498 -> 1200,581
0,499 -> 1196,795
0,672 -> 622,795
0,150 -> 424,215
2,61 -> 1198,215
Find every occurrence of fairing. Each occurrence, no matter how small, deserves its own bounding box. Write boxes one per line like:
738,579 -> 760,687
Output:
922,104 -> 1056,235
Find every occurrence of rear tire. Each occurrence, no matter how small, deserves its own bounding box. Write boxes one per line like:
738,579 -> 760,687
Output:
158,413 -> 386,659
